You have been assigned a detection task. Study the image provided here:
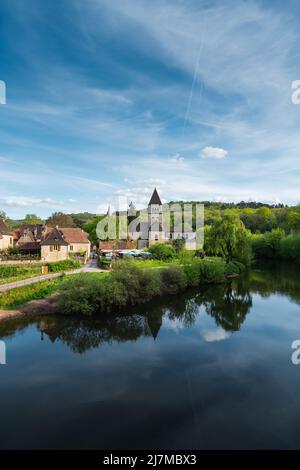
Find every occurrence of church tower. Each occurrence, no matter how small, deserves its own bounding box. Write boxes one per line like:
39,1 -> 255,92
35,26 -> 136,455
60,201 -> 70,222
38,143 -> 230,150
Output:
148,188 -> 163,243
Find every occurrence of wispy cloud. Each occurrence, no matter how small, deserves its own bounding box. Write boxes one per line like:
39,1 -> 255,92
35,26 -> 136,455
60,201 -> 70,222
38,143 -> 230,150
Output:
201,147 -> 228,159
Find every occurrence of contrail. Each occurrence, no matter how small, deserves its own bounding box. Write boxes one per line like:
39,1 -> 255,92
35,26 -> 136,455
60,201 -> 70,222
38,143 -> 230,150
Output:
183,12 -> 207,130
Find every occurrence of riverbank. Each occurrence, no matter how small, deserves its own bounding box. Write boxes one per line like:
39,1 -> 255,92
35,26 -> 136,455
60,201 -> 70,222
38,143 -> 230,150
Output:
0,258 -> 244,320
0,293 -> 59,321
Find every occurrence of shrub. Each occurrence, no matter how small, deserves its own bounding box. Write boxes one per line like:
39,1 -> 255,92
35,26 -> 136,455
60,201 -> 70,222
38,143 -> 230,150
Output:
148,243 -> 176,261
57,275 -> 101,315
110,261 -> 142,305
251,229 -> 284,259
160,266 -> 187,294
199,259 -> 225,283
224,261 -> 239,276
139,269 -> 162,302
184,260 -> 201,287
6,246 -> 19,255
0,266 -> 18,278
48,259 -> 81,272
279,236 -> 300,260
177,248 -> 195,265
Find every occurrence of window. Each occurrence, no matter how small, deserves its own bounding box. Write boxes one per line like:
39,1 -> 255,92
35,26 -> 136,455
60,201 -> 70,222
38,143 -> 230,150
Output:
70,245 -> 73,251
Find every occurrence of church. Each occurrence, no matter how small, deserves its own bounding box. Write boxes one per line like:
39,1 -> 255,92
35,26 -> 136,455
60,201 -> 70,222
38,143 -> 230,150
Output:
128,188 -> 196,249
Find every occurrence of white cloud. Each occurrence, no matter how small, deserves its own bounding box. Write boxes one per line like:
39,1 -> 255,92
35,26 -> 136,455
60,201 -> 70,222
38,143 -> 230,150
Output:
0,196 -> 64,208
203,328 -> 229,342
201,146 -> 228,159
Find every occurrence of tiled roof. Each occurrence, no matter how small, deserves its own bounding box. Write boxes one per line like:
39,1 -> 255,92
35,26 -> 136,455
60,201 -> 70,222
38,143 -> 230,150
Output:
99,241 -> 135,250
59,228 -> 90,244
40,227 -> 69,246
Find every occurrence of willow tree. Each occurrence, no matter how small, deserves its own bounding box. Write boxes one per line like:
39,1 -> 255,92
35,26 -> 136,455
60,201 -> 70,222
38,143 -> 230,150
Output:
208,214 -> 251,265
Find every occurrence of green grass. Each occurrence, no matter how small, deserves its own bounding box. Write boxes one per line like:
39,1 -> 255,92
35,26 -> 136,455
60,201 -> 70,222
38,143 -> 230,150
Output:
0,266 -> 43,286
132,258 -> 180,268
0,272 -> 108,310
0,278 -> 64,310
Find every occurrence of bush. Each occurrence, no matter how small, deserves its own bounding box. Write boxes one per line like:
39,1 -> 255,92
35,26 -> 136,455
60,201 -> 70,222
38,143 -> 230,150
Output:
177,248 -> 195,265
48,259 -> 81,272
0,266 -> 18,278
279,236 -> 300,260
0,265 -> 40,279
57,275 -> 98,315
57,258 -> 237,317
6,246 -> 19,255
160,266 -> 187,294
148,243 -> 176,261
139,269 -> 162,302
98,256 -> 111,269
251,229 -> 284,259
184,260 -> 201,287
199,259 -> 225,283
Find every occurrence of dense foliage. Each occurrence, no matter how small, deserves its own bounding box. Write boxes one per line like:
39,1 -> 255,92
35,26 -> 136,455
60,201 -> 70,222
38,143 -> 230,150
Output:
57,258 -> 241,316
48,259 -> 81,272
148,243 -> 176,260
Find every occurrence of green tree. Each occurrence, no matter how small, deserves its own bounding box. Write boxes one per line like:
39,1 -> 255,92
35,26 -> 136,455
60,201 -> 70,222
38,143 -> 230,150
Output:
287,210 -> 300,232
148,243 -> 176,261
46,212 -> 76,228
23,214 -> 43,224
208,215 -> 251,265
84,215 -> 107,246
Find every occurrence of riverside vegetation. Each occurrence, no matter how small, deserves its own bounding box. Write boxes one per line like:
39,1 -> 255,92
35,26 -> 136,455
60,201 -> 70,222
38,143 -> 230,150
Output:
3,209 -> 300,313
57,257 -> 244,316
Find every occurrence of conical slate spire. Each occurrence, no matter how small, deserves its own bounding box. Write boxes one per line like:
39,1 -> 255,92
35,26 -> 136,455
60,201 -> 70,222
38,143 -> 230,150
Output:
148,188 -> 162,205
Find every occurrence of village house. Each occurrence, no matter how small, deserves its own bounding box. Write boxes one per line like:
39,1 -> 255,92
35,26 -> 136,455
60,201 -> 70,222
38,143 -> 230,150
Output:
12,223 -> 91,263
40,227 -> 91,262
0,218 -> 13,252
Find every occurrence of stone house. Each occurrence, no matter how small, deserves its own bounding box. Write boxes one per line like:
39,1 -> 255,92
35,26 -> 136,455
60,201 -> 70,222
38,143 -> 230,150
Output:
0,218 -> 13,252
40,227 -> 90,262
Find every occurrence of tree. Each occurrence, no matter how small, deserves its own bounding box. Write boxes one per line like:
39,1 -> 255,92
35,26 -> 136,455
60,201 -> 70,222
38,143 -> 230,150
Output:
148,243 -> 176,261
0,210 -> 7,220
46,212 -> 76,228
23,214 -> 43,224
84,215 -> 107,246
208,215 -> 252,265
287,210 -> 300,232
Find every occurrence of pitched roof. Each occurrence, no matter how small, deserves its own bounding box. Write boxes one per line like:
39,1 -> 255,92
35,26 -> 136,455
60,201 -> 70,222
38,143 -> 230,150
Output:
149,188 -> 162,205
40,227 -> 69,246
59,228 -> 90,244
19,224 -> 44,240
0,218 -> 11,236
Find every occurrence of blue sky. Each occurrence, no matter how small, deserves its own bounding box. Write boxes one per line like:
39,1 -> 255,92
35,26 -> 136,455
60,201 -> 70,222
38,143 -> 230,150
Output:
1,0 -> 300,217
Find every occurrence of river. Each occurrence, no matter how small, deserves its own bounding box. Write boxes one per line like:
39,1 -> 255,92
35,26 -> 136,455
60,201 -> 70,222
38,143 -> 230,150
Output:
1,262 -> 300,449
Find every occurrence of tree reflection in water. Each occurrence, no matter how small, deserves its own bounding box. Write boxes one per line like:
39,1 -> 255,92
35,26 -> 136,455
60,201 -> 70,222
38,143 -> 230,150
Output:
2,262 -> 300,354
195,277 -> 252,332
37,279 -> 253,353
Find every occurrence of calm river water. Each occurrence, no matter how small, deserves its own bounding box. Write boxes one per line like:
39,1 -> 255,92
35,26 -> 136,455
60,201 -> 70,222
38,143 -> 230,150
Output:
1,262 -> 300,449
